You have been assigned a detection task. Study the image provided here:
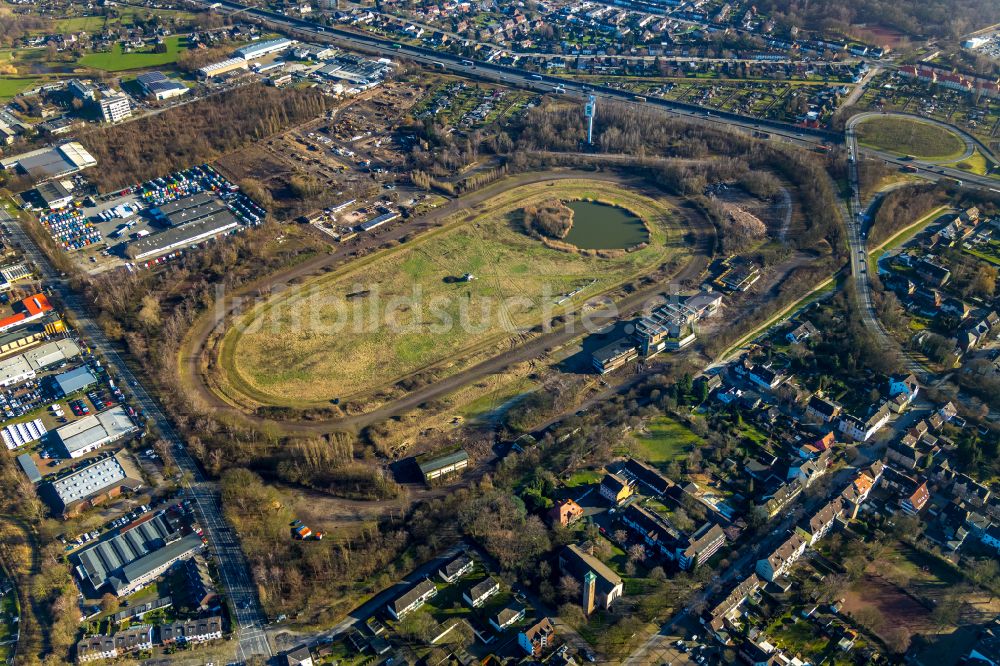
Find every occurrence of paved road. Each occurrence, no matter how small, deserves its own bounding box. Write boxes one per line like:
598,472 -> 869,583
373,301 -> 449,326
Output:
187,0 -> 842,147
0,208 -> 272,662
845,122 -> 930,378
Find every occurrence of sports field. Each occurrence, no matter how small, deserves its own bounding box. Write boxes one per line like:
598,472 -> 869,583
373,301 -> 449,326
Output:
77,35 -> 188,71
218,179 -> 683,406
856,117 -> 966,160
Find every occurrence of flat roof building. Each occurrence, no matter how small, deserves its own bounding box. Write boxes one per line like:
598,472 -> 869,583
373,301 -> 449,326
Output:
17,452 -> 41,484
416,448 -> 469,483
44,451 -> 141,516
73,512 -> 203,596
233,37 -> 295,60
36,180 -> 73,209
0,142 -> 97,182
53,365 -> 97,397
198,58 -> 249,79
23,339 -> 80,371
149,191 -> 227,226
99,94 -> 132,124
135,71 -> 189,101
125,210 -> 240,261
0,354 -> 34,387
54,405 -> 136,459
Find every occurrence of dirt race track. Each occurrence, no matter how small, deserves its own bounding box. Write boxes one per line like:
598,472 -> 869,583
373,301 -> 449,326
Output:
178,167 -> 715,435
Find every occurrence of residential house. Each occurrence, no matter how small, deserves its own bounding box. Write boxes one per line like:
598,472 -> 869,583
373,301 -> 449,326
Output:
621,504 -> 682,559
882,467 -> 929,515
837,403 -> 891,442
703,573 -> 762,635
756,532 -> 808,581
489,603 -> 525,632
953,473 -> 992,509
623,458 -> 674,495
463,577 -> 500,608
886,373 -> 919,412
558,544 -> 623,610
549,499 -> 585,527
798,500 -> 842,546
787,451 -> 831,487
114,625 -> 153,653
786,321 -> 819,344
159,616 -> 223,644
518,618 -> 555,657
439,554 -> 474,583
980,524 -> 1000,553
915,256 -> 951,287
902,480 -> 930,514
387,578 -> 438,620
76,635 -> 117,663
759,480 -> 803,518
886,441 -> 921,470
748,364 -> 787,391
806,395 -> 842,423
599,472 -> 633,506
284,645 -> 315,666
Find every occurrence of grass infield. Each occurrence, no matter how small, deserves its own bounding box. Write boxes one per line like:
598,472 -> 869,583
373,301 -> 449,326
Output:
217,179 -> 685,407
856,116 -> 966,161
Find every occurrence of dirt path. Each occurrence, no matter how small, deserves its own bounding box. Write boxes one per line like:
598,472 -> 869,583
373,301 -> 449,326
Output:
178,169 -> 714,435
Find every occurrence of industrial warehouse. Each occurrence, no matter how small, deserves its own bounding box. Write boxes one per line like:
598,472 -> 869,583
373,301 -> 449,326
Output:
124,191 -> 241,261
72,511 -> 205,596
42,451 -> 142,517
0,142 -> 97,181
53,405 -> 137,459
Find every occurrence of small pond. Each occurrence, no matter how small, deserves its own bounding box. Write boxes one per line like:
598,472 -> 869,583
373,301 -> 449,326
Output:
563,200 -> 649,250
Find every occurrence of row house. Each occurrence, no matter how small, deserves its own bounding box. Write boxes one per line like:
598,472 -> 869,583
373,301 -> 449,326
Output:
837,403 -> 891,442
805,394 -> 842,423
898,64 -> 1000,99
702,573 -> 763,637
756,532 -> 808,582
798,499 -> 843,546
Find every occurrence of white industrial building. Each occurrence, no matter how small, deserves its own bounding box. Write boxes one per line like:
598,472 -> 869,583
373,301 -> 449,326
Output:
99,94 -> 132,123
55,406 -> 137,459
197,58 -> 249,79
233,37 -> 295,60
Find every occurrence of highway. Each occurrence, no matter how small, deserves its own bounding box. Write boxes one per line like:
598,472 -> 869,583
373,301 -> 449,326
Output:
187,0 -> 842,148
0,211 -> 273,662
191,0 -> 1000,194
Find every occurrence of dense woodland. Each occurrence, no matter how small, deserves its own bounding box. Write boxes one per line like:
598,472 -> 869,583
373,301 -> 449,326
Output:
756,0 -> 1000,39
80,85 -> 330,192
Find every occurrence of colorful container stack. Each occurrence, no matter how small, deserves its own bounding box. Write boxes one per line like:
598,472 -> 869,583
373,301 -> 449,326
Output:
40,207 -> 102,250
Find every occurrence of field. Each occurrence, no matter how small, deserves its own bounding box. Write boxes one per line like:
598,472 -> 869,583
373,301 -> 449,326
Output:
218,179 -> 683,407
0,76 -> 42,101
77,35 -> 189,71
841,541 -> 1000,662
855,117 -> 966,160
627,415 -> 703,467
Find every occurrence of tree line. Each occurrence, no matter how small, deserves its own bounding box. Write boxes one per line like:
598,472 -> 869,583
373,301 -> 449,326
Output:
80,85 -> 331,192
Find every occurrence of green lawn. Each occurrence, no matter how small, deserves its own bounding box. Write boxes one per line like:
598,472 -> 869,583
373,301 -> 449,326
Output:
629,415 -> 703,466
948,149 -> 989,175
856,117 -> 966,161
0,76 -> 42,101
564,469 -> 602,488
77,35 -> 188,71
